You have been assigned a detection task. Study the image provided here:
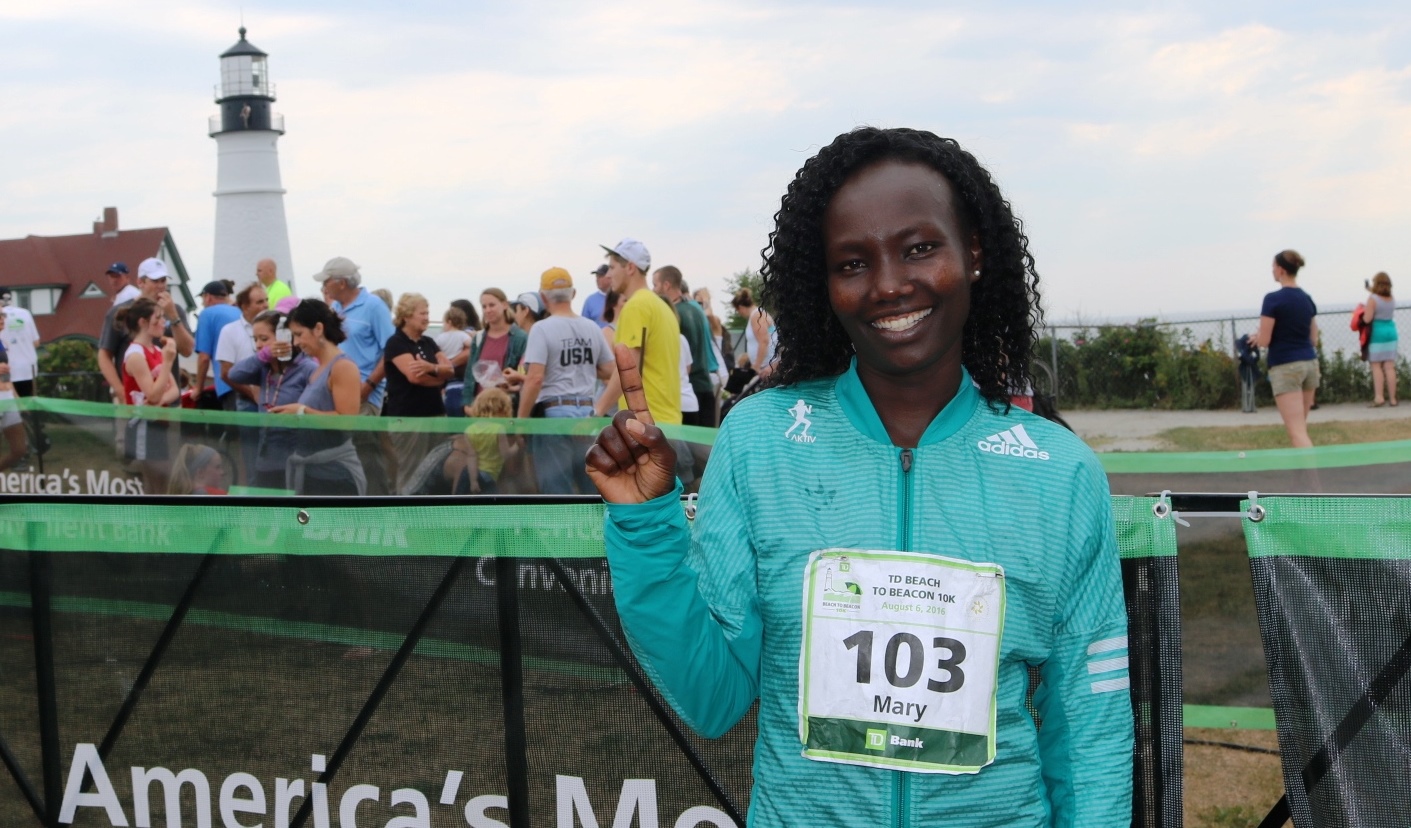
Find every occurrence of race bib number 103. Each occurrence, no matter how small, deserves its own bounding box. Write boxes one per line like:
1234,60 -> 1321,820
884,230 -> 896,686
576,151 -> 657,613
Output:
798,548 -> 1006,774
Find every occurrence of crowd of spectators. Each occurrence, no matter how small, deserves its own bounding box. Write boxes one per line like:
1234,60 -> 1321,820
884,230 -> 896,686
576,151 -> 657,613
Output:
92,240 -> 772,495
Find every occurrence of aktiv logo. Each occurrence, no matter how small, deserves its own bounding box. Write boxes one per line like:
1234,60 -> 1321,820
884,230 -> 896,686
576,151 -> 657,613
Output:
866,729 -> 888,751
977,424 -> 1050,460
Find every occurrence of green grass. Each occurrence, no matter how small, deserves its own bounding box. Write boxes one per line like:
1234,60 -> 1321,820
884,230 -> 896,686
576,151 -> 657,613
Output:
1157,417 -> 1411,452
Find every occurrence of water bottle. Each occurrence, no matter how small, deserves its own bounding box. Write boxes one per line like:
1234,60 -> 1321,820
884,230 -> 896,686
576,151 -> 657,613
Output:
276,319 -> 293,362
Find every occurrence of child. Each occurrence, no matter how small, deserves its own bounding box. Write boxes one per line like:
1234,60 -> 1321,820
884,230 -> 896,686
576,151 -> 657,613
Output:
168,444 -> 228,495
435,306 -> 474,417
444,387 -> 520,494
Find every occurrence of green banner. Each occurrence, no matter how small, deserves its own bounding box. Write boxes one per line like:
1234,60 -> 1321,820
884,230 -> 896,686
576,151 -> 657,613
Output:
1243,496 -> 1411,559
1112,496 -> 1178,559
0,501 -> 610,557
0,395 -> 719,441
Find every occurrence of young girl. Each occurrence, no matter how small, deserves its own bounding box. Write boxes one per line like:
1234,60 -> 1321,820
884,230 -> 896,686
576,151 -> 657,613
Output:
444,387 -> 520,494
121,298 -> 179,492
436,305 -> 475,416
168,444 -> 228,495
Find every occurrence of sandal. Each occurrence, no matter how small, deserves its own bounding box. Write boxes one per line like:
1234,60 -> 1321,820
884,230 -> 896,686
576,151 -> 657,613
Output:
1370,401 -> 1387,408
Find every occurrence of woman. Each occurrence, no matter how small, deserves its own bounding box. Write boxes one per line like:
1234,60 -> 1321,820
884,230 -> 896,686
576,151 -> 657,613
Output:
227,309 -> 318,489
693,287 -> 731,394
731,287 -> 778,379
437,305 -> 475,417
1363,271 -> 1398,407
1253,250 -> 1319,447
270,300 -> 365,495
121,298 -> 179,492
588,128 -> 1132,827
600,290 -> 625,347
500,292 -> 546,394
467,288 -> 527,397
451,298 -> 482,333
383,292 -> 452,493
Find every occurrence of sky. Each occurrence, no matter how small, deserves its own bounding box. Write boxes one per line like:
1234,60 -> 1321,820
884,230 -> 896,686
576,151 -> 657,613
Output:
4,1 -> 1411,324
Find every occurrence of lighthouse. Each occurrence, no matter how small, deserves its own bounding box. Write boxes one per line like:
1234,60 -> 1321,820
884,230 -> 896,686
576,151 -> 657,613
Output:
210,27 -> 295,295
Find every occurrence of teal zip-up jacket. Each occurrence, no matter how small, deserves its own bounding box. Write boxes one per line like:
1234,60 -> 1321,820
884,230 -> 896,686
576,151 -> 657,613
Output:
605,362 -> 1134,827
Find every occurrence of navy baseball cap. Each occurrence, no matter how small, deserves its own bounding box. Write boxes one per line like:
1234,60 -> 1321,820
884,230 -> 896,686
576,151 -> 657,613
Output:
106,262 -> 129,275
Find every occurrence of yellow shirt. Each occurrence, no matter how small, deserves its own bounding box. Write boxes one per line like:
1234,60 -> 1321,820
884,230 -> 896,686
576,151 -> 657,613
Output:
264,279 -> 293,306
464,421 -> 506,480
616,289 -> 682,424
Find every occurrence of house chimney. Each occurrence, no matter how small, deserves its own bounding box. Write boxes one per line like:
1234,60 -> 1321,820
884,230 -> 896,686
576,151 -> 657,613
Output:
101,207 -> 119,238
93,220 -> 103,235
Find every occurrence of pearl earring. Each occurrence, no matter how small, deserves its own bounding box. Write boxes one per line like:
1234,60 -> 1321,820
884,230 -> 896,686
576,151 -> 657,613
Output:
973,269 -> 981,278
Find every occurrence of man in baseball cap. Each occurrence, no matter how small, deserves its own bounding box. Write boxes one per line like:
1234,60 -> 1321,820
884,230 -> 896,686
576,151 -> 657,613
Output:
98,258 -> 192,394
106,262 -> 140,306
593,237 -> 681,425
599,238 -> 651,275
311,255 -> 394,494
517,267 -> 614,493
192,281 -> 241,410
581,263 -> 612,328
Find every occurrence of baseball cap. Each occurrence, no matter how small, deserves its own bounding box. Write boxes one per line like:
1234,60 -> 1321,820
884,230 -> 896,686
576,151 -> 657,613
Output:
599,238 -> 650,273
540,267 -> 573,291
137,258 -> 169,281
105,262 -> 129,276
311,256 -> 360,283
512,292 -> 544,316
591,264 -> 609,278
201,280 -> 231,297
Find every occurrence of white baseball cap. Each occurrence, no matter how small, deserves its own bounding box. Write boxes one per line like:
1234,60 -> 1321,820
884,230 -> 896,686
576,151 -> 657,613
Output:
137,258 -> 169,281
599,238 -> 650,273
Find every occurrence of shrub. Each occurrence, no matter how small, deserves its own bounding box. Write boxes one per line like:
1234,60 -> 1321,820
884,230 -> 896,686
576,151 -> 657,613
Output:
1039,322 -> 1238,409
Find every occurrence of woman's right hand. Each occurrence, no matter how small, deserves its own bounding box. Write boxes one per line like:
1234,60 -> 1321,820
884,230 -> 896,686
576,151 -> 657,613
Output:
586,343 -> 677,504
161,337 -> 178,362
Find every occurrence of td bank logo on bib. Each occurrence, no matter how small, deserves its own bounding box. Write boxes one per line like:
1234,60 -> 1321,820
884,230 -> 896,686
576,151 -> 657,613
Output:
977,424 -> 1050,461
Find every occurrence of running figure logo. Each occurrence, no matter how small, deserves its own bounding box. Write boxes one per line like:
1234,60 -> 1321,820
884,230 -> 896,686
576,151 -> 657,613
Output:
785,399 -> 816,443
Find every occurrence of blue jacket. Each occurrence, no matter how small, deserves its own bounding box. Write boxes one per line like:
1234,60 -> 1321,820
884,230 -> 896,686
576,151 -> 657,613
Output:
605,362 -> 1133,827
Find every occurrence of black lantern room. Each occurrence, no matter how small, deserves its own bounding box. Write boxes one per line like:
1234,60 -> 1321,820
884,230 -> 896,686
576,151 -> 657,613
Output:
211,27 -> 284,135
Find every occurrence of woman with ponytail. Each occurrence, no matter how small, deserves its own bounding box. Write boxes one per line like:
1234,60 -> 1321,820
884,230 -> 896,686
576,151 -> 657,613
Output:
1253,249 -> 1319,447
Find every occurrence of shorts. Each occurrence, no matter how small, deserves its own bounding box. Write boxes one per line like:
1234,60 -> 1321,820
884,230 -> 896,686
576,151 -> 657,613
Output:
125,418 -> 170,462
1268,359 -> 1320,396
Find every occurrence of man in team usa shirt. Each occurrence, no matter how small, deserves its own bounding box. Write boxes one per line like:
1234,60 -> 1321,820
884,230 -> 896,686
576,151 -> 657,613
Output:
517,267 -> 616,494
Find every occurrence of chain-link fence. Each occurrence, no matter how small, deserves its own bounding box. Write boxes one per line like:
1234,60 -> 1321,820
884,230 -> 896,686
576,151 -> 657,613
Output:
1035,304 -> 1411,409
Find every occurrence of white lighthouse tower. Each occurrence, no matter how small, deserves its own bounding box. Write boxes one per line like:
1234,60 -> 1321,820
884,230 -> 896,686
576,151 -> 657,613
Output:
210,27 -> 295,293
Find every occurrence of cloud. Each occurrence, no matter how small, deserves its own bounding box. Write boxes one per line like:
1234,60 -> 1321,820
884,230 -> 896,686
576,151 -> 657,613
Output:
5,1 -> 1411,321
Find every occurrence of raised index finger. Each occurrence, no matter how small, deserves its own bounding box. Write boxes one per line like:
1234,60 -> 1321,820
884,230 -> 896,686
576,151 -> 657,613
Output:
613,342 -> 654,427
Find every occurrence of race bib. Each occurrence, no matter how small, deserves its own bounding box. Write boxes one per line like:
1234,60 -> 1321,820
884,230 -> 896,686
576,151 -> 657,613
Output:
798,548 -> 1006,774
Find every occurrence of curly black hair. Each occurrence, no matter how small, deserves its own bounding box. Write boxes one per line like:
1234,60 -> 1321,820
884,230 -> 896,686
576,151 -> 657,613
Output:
760,127 -> 1042,408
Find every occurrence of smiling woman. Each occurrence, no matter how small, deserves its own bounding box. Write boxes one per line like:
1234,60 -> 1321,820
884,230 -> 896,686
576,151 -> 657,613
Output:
588,127 -> 1133,827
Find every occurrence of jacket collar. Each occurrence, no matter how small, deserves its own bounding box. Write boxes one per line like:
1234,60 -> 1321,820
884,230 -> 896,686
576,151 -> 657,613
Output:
834,358 -> 978,447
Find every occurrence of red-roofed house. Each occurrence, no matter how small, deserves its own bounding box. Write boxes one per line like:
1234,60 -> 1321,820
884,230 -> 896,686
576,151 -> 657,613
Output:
0,208 -> 196,343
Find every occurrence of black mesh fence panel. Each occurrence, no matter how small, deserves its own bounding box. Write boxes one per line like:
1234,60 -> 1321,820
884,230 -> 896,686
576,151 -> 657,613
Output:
1115,498 -> 1182,828
1245,497 -> 1411,828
